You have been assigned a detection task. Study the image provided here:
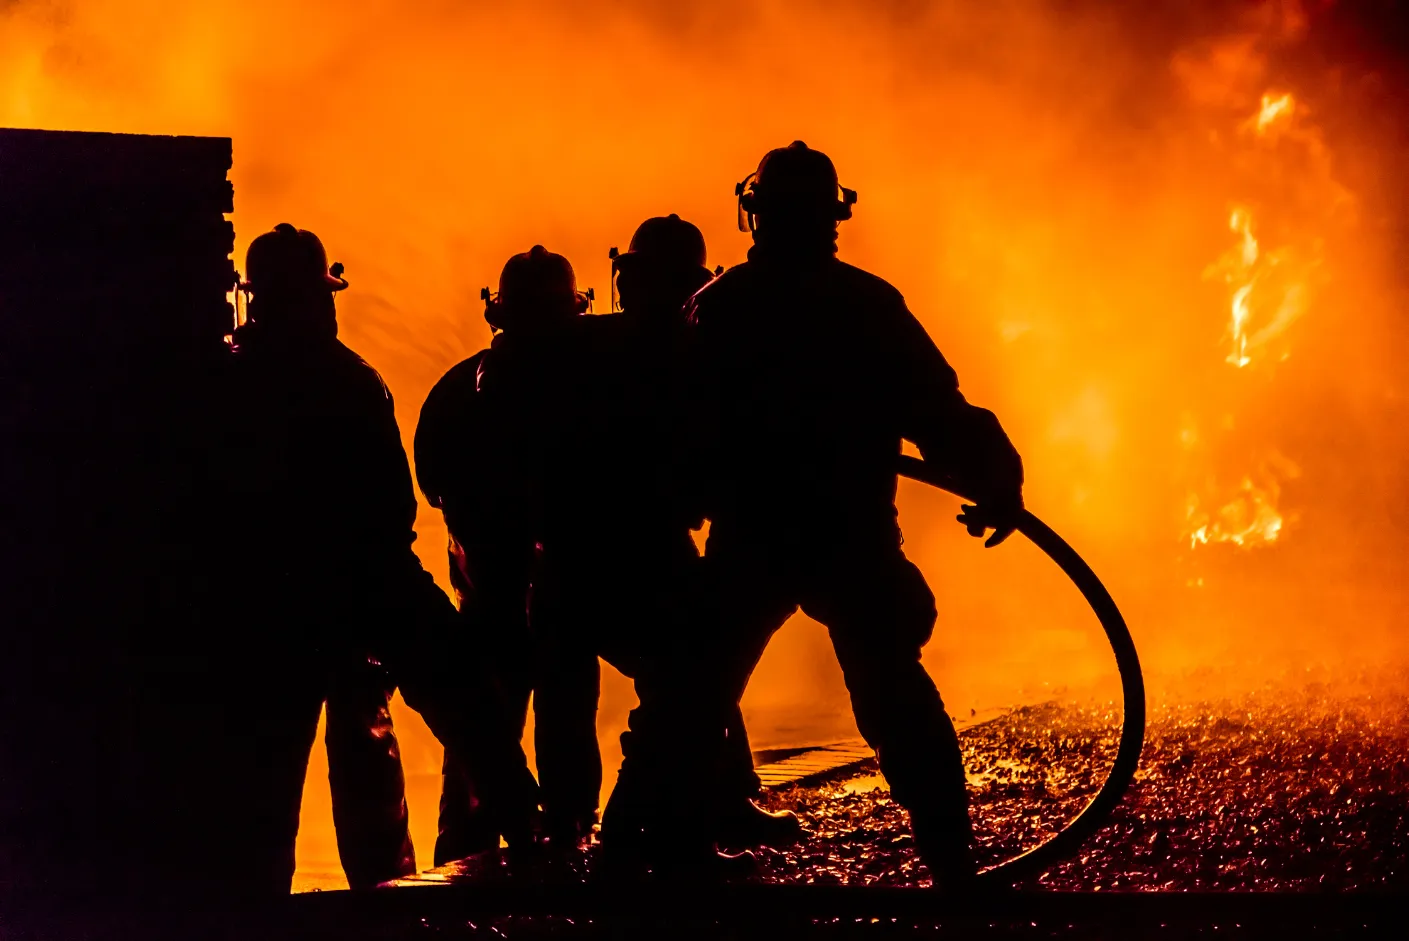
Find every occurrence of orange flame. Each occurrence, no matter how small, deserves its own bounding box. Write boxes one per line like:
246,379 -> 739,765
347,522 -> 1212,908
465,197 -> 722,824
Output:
1184,451 -> 1301,552
1186,478 -> 1284,549
1252,91 -> 1295,135
1225,207 -> 1259,368
1204,93 -> 1314,372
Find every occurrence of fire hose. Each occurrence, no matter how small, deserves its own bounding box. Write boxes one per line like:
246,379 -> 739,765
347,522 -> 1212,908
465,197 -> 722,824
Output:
288,459 -> 1148,928
897,454 -> 1146,884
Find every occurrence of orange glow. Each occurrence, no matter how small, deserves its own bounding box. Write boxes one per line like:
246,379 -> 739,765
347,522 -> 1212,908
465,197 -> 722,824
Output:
5,0 -> 1405,887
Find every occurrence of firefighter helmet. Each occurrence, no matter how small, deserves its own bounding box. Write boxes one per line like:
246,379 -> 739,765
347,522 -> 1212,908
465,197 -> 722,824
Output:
243,223 -> 348,294
484,245 -> 589,331
736,141 -> 857,232
608,215 -> 715,312
498,244 -> 579,305
616,214 -> 708,271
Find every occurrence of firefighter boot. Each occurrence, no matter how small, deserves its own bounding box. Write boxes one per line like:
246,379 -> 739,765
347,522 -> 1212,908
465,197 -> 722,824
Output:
715,799 -> 805,849
910,811 -> 979,890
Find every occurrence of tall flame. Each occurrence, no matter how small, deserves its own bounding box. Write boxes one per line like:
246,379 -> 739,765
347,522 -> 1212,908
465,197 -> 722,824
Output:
1185,90 -> 1325,552
1225,207 -> 1259,368
1203,92 -> 1315,373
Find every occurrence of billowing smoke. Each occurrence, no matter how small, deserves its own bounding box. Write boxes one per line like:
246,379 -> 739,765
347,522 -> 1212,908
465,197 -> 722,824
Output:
7,0 -> 1407,880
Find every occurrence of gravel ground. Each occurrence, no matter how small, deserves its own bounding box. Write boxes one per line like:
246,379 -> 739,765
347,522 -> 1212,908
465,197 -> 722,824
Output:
756,686 -> 1409,890
293,684 -> 1409,936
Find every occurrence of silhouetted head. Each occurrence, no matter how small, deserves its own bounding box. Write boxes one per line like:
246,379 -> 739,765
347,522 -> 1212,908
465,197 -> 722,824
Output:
242,223 -> 348,341
613,214 -> 714,319
485,245 -> 587,334
737,141 -> 856,257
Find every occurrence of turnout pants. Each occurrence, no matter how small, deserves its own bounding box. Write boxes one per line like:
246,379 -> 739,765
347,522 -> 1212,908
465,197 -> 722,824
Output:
712,541 -> 969,824
535,531 -> 758,833
314,561 -> 542,885
611,532 -> 972,857
435,526 -> 562,864
530,532 -> 697,840
325,659 -> 417,889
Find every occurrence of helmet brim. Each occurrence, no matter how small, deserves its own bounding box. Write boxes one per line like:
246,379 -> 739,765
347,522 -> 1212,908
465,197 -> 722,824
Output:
614,251 -> 711,279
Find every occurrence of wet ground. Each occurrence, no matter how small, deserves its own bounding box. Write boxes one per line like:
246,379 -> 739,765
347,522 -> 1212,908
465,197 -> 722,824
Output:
756,686 -> 1409,890
290,684 -> 1409,936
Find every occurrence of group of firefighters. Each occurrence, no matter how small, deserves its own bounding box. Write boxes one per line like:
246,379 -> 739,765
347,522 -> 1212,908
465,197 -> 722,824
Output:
219,141 -> 1025,896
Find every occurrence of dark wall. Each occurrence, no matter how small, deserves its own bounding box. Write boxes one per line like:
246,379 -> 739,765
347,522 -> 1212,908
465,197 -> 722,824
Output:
0,127 -> 236,902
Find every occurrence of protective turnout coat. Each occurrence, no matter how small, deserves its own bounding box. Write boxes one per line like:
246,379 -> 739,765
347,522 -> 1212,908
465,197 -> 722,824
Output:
684,248 -> 1023,550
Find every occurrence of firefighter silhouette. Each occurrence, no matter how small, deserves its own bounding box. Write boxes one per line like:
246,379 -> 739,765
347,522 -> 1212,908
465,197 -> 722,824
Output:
580,215 -> 803,851
416,245 -> 602,856
609,143 -> 1025,883
220,224 -> 538,891
415,340 -> 535,863
233,224 -> 415,889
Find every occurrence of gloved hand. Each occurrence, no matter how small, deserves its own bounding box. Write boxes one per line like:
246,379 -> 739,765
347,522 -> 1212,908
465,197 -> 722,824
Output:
957,494 -> 1023,548
912,403 -> 1025,547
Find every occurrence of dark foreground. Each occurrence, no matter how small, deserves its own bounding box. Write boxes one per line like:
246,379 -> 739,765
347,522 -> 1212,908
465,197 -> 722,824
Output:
15,687 -> 1409,939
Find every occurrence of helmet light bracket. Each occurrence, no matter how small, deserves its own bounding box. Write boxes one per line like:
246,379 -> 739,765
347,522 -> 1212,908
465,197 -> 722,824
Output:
735,173 -> 759,233
328,261 -> 349,291
608,246 -> 622,312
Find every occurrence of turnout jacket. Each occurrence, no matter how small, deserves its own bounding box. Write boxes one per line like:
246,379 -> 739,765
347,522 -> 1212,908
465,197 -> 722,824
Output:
684,247 -> 1022,547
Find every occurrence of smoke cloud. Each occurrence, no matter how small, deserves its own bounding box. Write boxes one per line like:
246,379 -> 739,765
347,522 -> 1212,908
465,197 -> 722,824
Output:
7,0 -> 1407,882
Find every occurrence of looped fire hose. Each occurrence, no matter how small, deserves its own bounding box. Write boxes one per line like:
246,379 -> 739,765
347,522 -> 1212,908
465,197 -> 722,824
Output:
897,455 -> 1146,884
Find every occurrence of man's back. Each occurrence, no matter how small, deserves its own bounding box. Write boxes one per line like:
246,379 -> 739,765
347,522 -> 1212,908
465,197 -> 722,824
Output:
223,324 -> 418,595
553,313 -> 692,548
686,252 -> 965,545
414,349 -> 519,546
